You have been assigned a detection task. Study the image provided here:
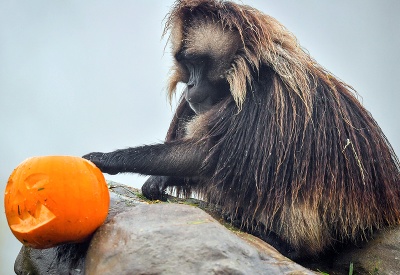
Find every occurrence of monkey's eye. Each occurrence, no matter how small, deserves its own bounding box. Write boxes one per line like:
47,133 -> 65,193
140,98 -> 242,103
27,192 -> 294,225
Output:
183,58 -> 207,72
174,51 -> 185,62
178,63 -> 192,84
183,61 -> 194,70
177,62 -> 190,83
176,53 -> 209,84
177,51 -> 208,65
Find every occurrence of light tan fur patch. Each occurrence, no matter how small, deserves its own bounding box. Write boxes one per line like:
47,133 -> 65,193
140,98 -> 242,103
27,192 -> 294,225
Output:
184,113 -> 210,139
184,17 -> 240,64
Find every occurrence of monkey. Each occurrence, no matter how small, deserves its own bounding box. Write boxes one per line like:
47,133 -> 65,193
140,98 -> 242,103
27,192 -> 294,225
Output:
83,0 -> 400,260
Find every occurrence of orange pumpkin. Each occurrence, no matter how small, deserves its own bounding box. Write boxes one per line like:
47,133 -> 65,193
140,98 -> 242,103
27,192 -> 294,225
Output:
4,156 -> 110,249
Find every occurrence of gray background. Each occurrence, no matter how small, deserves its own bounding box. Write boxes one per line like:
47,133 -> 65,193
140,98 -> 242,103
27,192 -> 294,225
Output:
1,1 -> 399,273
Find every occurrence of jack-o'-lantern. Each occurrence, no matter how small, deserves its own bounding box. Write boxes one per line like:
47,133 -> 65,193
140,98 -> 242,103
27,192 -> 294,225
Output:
4,156 -> 110,249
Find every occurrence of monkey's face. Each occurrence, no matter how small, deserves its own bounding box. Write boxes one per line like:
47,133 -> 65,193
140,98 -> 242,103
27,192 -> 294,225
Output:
173,17 -> 241,114
176,52 -> 231,114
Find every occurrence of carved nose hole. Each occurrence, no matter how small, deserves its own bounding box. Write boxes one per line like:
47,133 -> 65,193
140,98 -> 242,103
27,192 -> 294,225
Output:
187,83 -> 194,89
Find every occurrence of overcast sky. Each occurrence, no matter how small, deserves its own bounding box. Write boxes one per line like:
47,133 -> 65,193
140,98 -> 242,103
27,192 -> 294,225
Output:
1,1 -> 399,273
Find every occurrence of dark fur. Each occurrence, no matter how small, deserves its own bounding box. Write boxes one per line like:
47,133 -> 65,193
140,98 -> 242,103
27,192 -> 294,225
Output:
84,0 -> 400,259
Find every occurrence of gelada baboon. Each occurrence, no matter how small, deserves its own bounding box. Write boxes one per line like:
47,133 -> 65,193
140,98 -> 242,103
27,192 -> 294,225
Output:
84,0 -> 400,259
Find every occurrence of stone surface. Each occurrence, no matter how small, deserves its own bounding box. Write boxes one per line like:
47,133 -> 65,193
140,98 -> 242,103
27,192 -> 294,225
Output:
328,227 -> 400,275
85,203 -> 314,275
13,182 -> 400,275
14,183 -> 142,275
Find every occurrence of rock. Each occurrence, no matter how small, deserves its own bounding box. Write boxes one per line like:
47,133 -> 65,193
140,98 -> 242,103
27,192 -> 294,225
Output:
14,243 -> 88,275
13,182 -> 400,275
328,226 -> 400,275
85,203 -> 314,275
14,183 -> 143,275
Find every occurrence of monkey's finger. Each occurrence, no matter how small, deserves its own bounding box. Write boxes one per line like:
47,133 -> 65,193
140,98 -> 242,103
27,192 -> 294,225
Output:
82,152 -> 117,175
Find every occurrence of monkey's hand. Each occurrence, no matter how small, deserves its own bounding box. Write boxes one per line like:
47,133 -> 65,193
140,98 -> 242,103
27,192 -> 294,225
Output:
141,176 -> 169,201
82,152 -> 119,175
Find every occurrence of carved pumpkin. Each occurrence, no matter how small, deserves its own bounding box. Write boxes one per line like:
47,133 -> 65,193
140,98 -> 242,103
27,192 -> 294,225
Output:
4,156 -> 110,249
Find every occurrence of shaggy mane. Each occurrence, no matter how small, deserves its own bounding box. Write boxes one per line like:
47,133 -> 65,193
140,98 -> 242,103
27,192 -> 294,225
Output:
164,0 -> 400,256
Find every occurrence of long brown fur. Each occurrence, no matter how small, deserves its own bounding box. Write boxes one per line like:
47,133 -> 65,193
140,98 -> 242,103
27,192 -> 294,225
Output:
163,0 -> 400,257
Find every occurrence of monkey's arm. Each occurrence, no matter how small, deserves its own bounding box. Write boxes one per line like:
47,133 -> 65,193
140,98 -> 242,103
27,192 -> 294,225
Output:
82,140 -> 208,177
